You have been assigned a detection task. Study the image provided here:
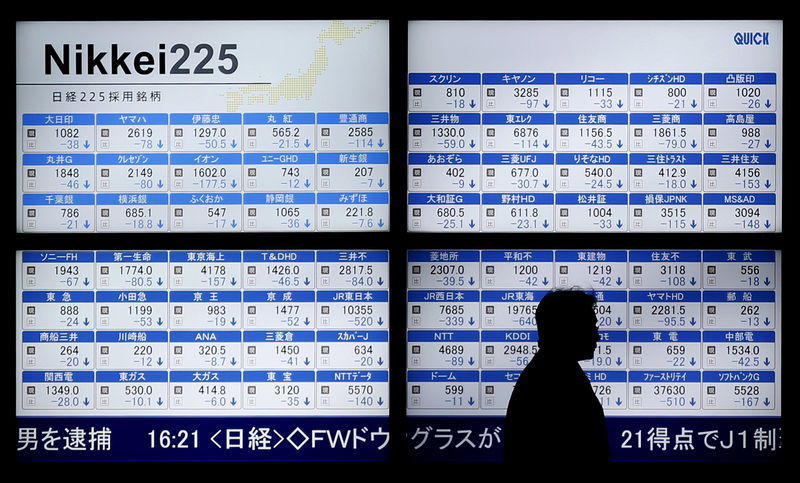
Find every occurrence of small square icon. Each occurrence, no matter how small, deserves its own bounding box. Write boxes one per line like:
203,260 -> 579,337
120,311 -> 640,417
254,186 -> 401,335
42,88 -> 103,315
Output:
248,208 -> 257,216
634,128 -> 643,137
321,168 -> 331,177
248,168 -> 257,177
486,208 -> 495,217
634,88 -> 644,97
248,346 -> 256,355
412,385 -> 420,394
101,208 -> 110,217
174,128 -> 183,137
174,346 -> 183,354
633,386 -> 642,395
707,386 -> 716,395
174,306 -> 183,315
26,266 -> 36,275
707,266 -> 716,274
174,266 -> 183,275
100,168 -> 110,177
27,209 -> 36,217
707,346 -> 716,355
321,128 -> 330,136
413,88 -> 422,97
412,208 -> 422,217
486,88 -> 496,97
27,129 -> 36,138
321,346 -> 330,355
412,168 -> 422,177
100,306 -> 109,315
101,128 -> 110,137
486,386 -> 495,395
248,385 -> 257,394
707,208 -> 717,217
486,168 -> 495,177
100,346 -> 109,355
634,168 -> 643,177
27,306 -> 36,315
560,88 -> 569,97
633,346 -> 642,355
559,208 -> 569,217
560,128 -> 569,137
412,128 -> 422,137
633,306 -> 642,314
486,128 -> 495,137
247,266 -> 256,275
707,306 -> 716,315
321,306 -> 330,314
708,128 -> 717,137
412,265 -> 421,274
27,346 -> 36,355
485,346 -> 494,354
174,168 -> 184,177
559,265 -> 568,274
101,386 -> 109,394
634,208 -> 643,217
708,168 -> 717,177
633,266 -> 642,275
412,345 -> 421,355
321,266 -> 330,275
174,386 -> 183,394
174,208 -> 183,217
27,386 -> 35,394
321,208 -> 330,216
248,305 -> 256,314
100,266 -> 110,275
412,305 -> 421,314
485,305 -> 495,314
708,88 -> 717,97
248,128 -> 257,136
27,168 -> 37,178
486,266 -> 495,275
559,168 -> 569,177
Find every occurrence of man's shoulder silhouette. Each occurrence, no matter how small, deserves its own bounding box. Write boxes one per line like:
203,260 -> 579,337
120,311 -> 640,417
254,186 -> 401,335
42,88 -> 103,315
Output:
505,349 -> 606,461
504,290 -> 610,463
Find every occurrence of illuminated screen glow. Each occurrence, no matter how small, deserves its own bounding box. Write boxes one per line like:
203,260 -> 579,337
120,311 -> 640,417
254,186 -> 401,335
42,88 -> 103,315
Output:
17,20 -> 390,233
17,250 -> 390,461
408,21 -> 782,233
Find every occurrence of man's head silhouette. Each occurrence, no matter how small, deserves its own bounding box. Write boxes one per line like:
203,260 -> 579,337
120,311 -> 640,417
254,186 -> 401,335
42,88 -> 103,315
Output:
536,290 -> 599,361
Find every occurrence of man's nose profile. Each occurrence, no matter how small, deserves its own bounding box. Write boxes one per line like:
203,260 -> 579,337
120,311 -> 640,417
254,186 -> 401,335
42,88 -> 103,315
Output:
504,289 -> 611,463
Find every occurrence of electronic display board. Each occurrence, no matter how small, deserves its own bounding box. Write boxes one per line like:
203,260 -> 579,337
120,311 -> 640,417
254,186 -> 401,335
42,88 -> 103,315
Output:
16,250 -> 390,461
408,21 -> 782,232
17,21 -> 390,232
407,250 -> 781,461
14,17 -> 785,466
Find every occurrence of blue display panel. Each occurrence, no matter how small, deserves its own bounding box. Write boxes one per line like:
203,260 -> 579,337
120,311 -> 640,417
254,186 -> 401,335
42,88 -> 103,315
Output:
408,21 -> 782,232
406,250 -> 781,461
17,250 -> 390,461
17,21 -> 390,232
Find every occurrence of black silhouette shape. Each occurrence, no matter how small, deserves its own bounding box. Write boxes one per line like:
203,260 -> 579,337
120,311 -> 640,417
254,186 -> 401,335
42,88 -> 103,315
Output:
504,290 -> 610,463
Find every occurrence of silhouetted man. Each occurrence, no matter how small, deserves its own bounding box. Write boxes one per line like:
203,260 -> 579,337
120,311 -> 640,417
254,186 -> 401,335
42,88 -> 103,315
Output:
504,290 -> 610,463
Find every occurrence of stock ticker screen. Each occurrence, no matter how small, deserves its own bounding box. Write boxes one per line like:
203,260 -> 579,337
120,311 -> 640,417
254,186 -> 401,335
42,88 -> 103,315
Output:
17,20 -> 390,233
16,250 -> 391,461
15,19 -> 783,463
405,20 -> 782,462
406,249 -> 781,461
408,21 -> 782,233
15,19 -> 392,462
